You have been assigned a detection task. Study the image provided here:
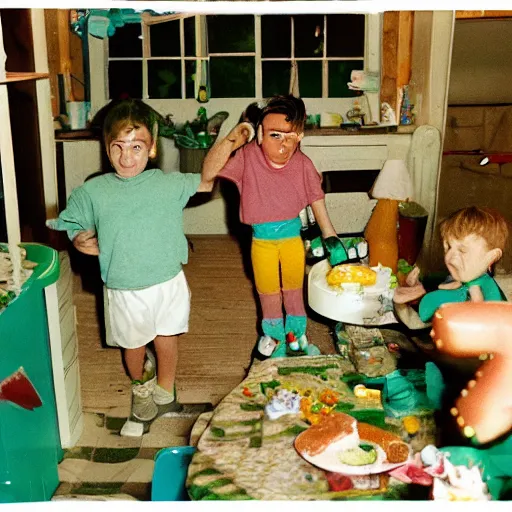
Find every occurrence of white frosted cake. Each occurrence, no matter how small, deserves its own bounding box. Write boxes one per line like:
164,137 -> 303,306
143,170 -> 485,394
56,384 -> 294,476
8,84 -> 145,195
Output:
307,259 -> 395,325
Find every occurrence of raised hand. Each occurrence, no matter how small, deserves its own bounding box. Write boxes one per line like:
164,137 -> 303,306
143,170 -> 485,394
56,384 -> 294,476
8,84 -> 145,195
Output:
227,122 -> 255,151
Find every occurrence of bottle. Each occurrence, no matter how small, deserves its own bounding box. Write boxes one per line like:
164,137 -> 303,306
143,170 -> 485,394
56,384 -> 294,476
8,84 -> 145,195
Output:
299,208 -> 311,257
306,206 -> 325,259
197,85 -> 209,103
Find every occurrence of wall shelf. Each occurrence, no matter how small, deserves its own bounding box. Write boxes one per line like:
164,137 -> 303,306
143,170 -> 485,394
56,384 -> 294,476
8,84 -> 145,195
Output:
1,71 -> 49,84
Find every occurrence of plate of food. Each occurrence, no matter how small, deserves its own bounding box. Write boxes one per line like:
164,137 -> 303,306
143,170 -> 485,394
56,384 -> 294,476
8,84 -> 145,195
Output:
294,412 -> 411,475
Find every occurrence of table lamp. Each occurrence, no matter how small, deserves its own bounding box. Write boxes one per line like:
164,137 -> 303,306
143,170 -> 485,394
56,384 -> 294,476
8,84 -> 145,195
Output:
365,159 -> 413,273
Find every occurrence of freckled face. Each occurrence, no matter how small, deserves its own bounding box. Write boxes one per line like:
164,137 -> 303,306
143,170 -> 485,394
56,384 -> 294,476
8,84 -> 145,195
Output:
260,113 -> 303,168
107,126 -> 155,178
443,234 -> 496,283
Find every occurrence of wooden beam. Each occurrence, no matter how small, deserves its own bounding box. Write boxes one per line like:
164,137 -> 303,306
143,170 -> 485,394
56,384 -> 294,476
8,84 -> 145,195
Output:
456,10 -> 512,19
381,11 -> 414,122
380,11 -> 399,116
397,12 -> 414,88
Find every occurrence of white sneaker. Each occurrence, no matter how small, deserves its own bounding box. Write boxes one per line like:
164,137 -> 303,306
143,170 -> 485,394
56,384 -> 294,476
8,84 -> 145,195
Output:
258,336 -> 277,357
298,334 -> 309,351
131,377 -> 158,422
153,384 -> 175,406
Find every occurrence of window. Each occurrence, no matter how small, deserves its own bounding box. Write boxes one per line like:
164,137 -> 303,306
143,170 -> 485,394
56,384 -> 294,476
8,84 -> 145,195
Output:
106,13 -> 371,100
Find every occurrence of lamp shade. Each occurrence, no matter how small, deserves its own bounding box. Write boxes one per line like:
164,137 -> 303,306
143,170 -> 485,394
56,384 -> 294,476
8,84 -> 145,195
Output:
371,159 -> 413,201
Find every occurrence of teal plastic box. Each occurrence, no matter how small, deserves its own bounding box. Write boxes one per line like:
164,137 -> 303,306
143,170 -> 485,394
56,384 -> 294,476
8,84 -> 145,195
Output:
0,243 -> 63,503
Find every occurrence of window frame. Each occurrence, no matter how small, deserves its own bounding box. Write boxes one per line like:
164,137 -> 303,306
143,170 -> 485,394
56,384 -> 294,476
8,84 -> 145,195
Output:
97,13 -> 381,103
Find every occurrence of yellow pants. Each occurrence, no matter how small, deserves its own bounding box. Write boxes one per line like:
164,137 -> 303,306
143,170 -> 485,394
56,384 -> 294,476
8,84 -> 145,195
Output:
252,237 -> 305,293
251,237 -> 306,327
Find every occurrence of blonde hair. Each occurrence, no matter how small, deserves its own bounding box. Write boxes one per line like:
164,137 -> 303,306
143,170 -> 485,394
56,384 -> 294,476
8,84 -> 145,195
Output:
440,206 -> 509,251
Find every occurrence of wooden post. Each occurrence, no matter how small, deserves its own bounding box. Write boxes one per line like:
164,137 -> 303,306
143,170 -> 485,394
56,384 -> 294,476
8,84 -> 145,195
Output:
381,11 -> 415,122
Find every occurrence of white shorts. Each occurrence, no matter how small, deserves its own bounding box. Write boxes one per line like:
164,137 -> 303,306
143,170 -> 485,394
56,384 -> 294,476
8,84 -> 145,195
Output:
104,271 -> 191,349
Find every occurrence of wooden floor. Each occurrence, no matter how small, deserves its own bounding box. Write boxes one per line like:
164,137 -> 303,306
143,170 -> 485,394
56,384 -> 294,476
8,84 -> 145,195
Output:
73,235 -> 335,415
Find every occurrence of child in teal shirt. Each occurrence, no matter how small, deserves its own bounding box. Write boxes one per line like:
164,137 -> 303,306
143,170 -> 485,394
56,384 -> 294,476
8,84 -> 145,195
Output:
47,99 -> 242,436
419,206 -> 509,322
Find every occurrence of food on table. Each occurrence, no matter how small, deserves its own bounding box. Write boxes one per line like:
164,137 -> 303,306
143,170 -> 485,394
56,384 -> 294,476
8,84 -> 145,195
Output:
319,389 -> 340,406
295,412 -> 359,456
326,264 -> 377,288
357,422 -> 410,463
338,444 -> 378,466
402,415 -> 421,435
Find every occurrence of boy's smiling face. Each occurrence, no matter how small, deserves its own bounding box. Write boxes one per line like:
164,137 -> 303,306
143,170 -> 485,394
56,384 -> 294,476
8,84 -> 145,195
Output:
107,125 -> 155,178
443,233 -> 501,283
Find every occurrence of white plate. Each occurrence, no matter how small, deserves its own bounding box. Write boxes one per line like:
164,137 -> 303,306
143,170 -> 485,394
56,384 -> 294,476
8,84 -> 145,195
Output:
307,259 -> 397,325
296,440 -> 410,476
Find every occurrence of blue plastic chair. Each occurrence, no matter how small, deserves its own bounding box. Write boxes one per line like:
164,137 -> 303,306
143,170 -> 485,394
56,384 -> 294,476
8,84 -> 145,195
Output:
151,446 -> 197,501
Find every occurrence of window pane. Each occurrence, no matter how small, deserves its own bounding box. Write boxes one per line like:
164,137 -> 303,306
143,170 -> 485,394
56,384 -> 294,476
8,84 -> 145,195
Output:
261,15 -> 291,58
148,61 -> 182,99
210,57 -> 254,97
108,61 -> 142,99
207,15 -> 255,53
262,61 -> 290,97
328,60 -> 363,98
293,15 -> 324,58
185,60 -> 196,99
327,15 -> 365,57
109,24 -> 142,58
150,20 -> 180,57
298,61 -> 322,97
184,17 -> 196,57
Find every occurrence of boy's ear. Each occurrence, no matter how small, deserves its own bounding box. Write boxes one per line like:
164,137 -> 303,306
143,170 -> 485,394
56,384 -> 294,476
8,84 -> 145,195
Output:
257,125 -> 263,145
488,248 -> 503,267
150,121 -> 158,159
149,140 -> 157,159
297,132 -> 304,143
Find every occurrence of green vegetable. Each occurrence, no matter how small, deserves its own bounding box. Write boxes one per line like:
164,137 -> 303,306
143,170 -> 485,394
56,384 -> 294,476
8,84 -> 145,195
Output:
338,446 -> 377,466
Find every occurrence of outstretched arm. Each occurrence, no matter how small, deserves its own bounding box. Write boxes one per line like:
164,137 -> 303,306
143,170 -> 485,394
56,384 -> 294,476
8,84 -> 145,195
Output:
310,198 -> 337,238
311,198 -> 348,266
198,122 -> 254,192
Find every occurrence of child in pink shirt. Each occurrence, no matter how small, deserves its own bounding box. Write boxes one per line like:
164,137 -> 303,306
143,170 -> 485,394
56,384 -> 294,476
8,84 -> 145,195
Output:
204,95 -> 347,357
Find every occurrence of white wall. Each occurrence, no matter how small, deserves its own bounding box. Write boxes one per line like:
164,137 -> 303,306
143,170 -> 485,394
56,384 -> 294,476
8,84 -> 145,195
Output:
449,19 -> 512,105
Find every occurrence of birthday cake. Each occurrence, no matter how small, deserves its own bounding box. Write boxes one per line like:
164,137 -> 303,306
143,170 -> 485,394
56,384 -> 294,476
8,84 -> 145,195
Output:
308,258 -> 395,325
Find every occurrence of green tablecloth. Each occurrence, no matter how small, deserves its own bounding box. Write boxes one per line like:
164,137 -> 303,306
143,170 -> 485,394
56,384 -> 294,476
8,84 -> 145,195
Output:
186,355 -> 436,501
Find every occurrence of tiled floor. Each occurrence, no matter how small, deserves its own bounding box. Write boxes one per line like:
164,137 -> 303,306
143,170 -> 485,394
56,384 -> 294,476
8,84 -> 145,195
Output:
53,404 -> 212,501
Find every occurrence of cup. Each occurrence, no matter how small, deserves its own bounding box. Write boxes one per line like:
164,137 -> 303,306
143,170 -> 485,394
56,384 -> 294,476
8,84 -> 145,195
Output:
66,101 -> 89,130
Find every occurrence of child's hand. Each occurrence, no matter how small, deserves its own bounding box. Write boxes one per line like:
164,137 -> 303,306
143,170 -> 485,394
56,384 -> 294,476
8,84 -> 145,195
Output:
324,236 -> 348,266
226,122 -> 255,150
73,230 -> 99,256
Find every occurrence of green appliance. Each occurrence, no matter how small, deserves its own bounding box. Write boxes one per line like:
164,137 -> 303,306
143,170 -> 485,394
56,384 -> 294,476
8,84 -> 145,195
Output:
0,243 -> 63,502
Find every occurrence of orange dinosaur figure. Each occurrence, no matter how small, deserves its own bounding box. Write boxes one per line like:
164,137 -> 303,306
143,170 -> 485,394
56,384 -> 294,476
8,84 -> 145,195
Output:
431,301 -> 512,499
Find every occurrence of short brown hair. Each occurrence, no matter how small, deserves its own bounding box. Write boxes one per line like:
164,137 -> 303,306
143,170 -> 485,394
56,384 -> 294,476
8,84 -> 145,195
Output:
260,95 -> 306,133
103,99 -> 159,148
440,206 -> 509,251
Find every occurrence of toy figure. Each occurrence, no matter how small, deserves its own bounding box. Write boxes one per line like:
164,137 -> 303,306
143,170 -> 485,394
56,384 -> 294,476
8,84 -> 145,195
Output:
204,95 -> 347,358
418,206 -> 509,322
431,301 -> 512,500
